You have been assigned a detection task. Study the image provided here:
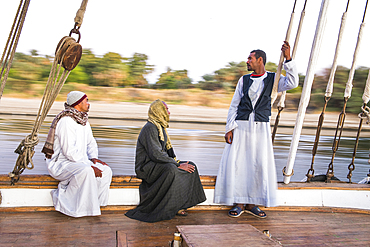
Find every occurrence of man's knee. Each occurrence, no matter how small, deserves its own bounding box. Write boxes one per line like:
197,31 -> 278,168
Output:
103,165 -> 113,178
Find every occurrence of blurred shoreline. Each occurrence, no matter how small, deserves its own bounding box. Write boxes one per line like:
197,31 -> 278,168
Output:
1,97 -> 369,137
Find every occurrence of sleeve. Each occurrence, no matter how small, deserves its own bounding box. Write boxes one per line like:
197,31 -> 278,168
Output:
277,60 -> 299,92
140,124 -> 179,165
56,117 -> 86,163
225,76 -> 244,133
85,122 -> 98,159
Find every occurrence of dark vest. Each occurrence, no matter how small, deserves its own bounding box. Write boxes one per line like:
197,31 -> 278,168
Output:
235,72 -> 275,122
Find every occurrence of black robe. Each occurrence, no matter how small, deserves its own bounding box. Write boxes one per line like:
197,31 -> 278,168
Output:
125,122 -> 206,222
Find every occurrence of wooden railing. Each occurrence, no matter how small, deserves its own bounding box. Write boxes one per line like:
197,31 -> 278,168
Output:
0,174 -> 217,189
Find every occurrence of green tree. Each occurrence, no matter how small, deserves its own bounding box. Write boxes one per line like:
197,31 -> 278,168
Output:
126,53 -> 154,87
214,61 -> 249,88
77,49 -> 101,86
91,52 -> 130,87
197,74 -> 223,91
310,66 -> 369,113
155,67 -> 192,89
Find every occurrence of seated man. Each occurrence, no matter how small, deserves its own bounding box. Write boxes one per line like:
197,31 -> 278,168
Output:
125,99 -> 206,222
42,91 -> 112,217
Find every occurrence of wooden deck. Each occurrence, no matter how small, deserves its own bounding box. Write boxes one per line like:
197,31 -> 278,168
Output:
1,209 -> 370,246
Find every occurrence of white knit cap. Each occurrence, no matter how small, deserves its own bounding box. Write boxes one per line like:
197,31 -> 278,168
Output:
67,91 -> 87,107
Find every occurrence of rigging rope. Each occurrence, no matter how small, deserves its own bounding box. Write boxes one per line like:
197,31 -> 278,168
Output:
74,0 -> 89,28
272,0 -> 307,144
0,0 -> 30,101
270,0 -> 297,106
346,68 -> 370,182
326,0 -> 368,182
305,0 -> 350,182
8,1 -> 88,185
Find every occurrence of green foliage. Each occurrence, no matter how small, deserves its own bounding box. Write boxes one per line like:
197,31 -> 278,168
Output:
155,67 -> 193,89
66,65 -> 89,84
126,53 -> 154,87
198,61 -> 249,90
309,66 -> 369,113
3,49 -> 369,113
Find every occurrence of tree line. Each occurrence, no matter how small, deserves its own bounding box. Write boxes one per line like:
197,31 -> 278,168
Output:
4,49 -> 370,113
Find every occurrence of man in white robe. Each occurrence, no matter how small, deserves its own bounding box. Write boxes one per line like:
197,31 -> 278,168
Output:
42,91 -> 112,217
214,41 -> 298,218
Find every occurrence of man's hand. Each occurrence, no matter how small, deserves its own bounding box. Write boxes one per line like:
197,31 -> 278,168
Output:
281,41 -> 292,61
91,166 -> 103,177
178,161 -> 195,173
90,158 -> 109,166
225,131 -> 233,144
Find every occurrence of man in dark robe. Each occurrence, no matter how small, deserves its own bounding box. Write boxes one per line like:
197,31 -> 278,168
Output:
125,99 -> 206,222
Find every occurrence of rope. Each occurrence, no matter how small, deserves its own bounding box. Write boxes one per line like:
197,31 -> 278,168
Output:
346,113 -> 364,183
271,0 -> 297,105
325,1 -> 350,98
344,0 -> 368,99
9,38 -> 73,184
326,0 -> 368,182
8,0 -> 89,184
0,0 -> 30,101
74,0 -> 89,28
359,104 -> 370,124
306,97 -> 330,182
272,0 -> 306,144
306,0 -> 350,182
326,98 -> 347,181
362,68 -> 370,105
284,0 -> 330,184
348,68 -> 370,182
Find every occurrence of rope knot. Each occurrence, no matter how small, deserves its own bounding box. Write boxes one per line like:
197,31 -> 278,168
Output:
359,105 -> 370,124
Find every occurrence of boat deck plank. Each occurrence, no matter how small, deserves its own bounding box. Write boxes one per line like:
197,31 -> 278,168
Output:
1,210 -> 369,246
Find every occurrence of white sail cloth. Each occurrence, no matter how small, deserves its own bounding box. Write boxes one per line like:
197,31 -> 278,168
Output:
214,61 -> 298,207
47,117 -> 112,217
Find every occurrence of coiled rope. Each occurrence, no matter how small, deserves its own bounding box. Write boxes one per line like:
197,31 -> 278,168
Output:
8,0 -> 88,185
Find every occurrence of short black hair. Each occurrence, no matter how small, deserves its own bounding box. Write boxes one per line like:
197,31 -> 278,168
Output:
250,49 -> 266,65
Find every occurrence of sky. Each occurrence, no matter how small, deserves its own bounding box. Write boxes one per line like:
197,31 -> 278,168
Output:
1,0 -> 370,84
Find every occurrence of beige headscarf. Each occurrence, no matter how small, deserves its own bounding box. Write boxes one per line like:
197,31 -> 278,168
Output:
148,99 -> 172,150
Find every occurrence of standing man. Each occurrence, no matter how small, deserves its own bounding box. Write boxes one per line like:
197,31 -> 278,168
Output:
214,41 -> 298,218
42,91 -> 112,217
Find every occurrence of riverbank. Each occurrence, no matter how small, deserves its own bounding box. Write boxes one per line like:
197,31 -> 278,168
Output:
1,96 -> 368,136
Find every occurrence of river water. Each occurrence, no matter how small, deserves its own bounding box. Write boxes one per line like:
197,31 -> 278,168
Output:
0,116 -> 369,183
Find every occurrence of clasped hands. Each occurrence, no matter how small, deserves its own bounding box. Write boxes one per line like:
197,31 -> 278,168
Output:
90,158 -> 109,177
178,161 -> 195,173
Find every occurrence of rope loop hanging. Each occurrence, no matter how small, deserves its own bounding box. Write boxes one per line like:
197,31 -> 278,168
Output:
0,0 -> 30,101
8,0 -> 88,185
